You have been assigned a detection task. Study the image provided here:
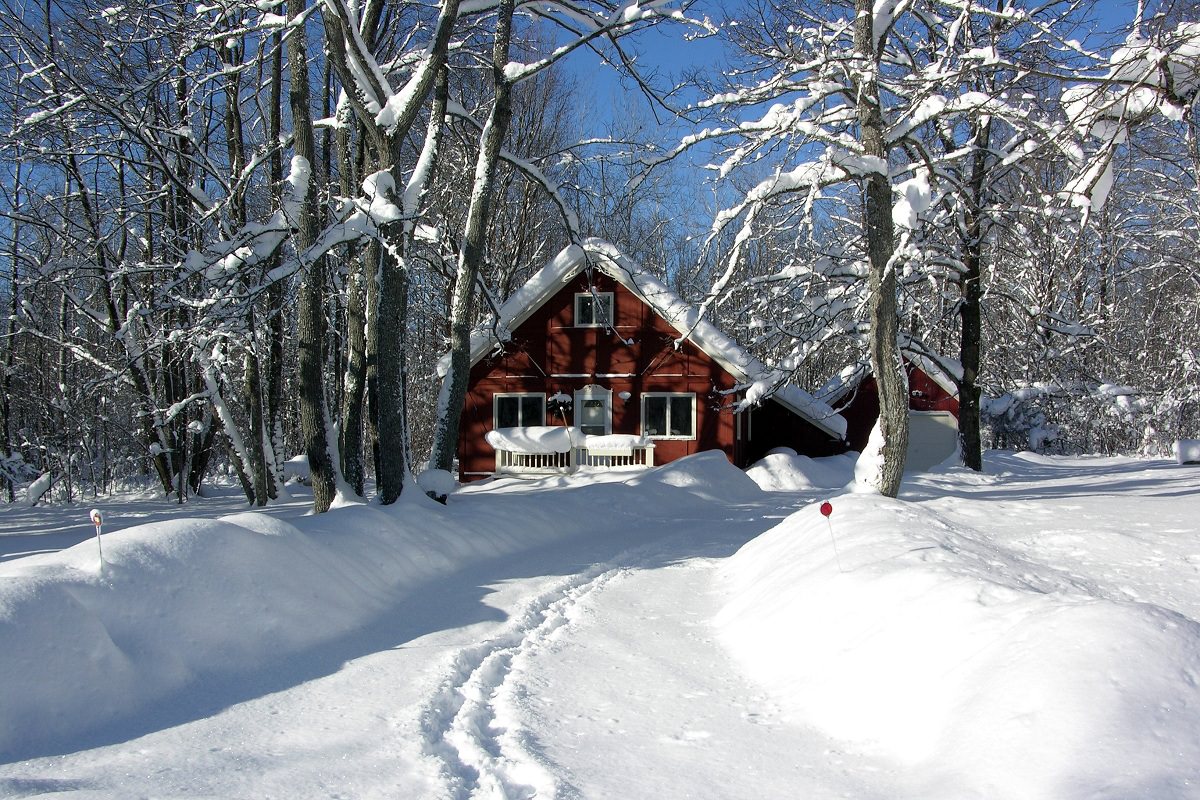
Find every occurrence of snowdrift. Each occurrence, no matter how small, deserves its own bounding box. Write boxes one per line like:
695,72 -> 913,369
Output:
744,450 -> 856,491
0,451 -> 757,761
716,494 -> 1200,799
0,496 -> 561,758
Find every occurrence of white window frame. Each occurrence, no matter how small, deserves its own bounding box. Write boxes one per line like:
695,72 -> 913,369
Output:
641,392 -> 697,440
493,393 -> 546,429
574,291 -> 614,328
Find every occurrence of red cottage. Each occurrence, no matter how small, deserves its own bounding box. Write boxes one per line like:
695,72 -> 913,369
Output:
445,240 -> 847,481
818,350 -> 961,470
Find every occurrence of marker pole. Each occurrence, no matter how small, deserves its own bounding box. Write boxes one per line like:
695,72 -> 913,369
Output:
819,501 -> 845,573
90,509 -> 105,573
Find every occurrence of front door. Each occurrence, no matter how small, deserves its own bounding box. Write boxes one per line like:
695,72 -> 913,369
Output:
575,385 -> 611,436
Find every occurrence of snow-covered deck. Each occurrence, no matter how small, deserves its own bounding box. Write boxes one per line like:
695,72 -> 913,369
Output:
485,427 -> 655,476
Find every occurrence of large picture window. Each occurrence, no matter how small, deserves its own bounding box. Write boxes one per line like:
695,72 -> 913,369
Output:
574,292 -> 613,327
642,393 -> 696,439
494,393 -> 546,429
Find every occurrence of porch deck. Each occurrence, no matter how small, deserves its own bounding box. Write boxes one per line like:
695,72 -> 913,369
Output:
486,427 -> 655,477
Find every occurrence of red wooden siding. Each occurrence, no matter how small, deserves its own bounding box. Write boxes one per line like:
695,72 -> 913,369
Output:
457,270 -> 837,480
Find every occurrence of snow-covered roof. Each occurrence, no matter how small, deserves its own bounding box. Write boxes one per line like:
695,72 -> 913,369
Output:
448,239 -> 846,439
817,341 -> 963,406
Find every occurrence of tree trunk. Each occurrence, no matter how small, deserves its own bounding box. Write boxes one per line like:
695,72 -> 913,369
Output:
855,0 -> 908,497
958,120 -> 989,472
262,28 -> 287,500
431,0 -> 516,473
287,0 -> 340,513
337,105 -> 367,497
319,0 -> 460,501
2,152 -> 21,502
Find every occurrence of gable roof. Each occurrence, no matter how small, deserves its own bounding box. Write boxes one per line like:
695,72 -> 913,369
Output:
817,339 -> 963,405
447,239 -> 846,439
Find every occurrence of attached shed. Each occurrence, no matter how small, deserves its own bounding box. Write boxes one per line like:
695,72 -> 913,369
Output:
820,352 -> 961,471
444,240 -> 847,481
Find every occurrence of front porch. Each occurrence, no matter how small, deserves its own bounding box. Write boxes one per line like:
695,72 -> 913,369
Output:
486,427 -> 656,477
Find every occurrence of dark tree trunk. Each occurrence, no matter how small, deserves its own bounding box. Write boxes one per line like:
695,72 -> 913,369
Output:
337,110 -> 367,497
287,0 -> 339,513
855,0 -> 907,497
958,121 -> 989,472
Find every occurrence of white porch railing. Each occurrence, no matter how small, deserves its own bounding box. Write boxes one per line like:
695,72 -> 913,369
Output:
572,442 -> 655,469
494,448 -> 574,475
487,427 -> 655,477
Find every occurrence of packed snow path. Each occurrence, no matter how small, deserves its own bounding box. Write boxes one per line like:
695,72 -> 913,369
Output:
416,524 -> 895,799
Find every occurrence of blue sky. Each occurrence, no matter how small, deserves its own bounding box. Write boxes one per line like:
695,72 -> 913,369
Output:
567,1 -> 1150,125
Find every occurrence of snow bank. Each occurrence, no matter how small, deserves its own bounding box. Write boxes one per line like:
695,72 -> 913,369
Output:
627,451 -> 762,503
745,452 -> 856,491
0,509 -> 445,758
716,495 -> 1200,798
23,472 -> 51,506
0,453 -> 752,761
282,454 -> 310,482
0,497 -> 549,758
485,426 -> 581,454
1175,438 -> 1200,464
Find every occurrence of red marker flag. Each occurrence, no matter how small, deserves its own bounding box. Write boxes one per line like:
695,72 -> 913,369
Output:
818,500 -> 844,572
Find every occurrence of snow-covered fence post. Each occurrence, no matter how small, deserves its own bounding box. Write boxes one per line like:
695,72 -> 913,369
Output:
89,508 -> 105,572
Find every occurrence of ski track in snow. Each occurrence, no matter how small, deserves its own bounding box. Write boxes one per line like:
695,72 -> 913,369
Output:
420,541 -> 666,800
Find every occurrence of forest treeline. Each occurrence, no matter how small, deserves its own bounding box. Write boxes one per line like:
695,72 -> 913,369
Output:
1,0 -> 1198,507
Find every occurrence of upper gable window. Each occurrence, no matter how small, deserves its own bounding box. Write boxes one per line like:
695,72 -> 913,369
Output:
574,292 -> 613,328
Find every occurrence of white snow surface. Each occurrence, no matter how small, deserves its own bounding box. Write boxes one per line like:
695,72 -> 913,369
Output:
1177,439 -> 1200,464
580,433 -> 650,451
485,425 -> 582,454
2,450 -> 1200,798
746,449 -> 857,491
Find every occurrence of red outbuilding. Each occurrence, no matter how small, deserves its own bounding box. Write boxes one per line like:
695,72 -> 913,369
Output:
444,240 -> 847,481
818,350 -> 961,470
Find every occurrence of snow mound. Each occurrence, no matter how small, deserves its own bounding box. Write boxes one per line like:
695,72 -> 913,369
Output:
745,452 -> 856,491
1175,438 -> 1200,464
627,451 -> 762,503
582,433 -> 650,452
282,454 -> 310,482
24,472 -> 51,506
416,468 -> 457,498
485,426 -> 581,454
716,495 -> 1200,798
0,489 -> 597,760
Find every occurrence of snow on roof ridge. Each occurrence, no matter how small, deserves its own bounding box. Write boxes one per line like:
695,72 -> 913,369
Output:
449,239 -> 846,439
819,339 -> 963,404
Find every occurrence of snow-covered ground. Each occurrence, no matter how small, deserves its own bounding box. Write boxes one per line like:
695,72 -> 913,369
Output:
1,450 -> 1199,799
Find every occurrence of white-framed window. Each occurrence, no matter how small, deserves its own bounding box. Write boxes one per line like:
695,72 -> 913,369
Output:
494,393 -> 546,429
641,393 -> 696,439
574,291 -> 613,327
